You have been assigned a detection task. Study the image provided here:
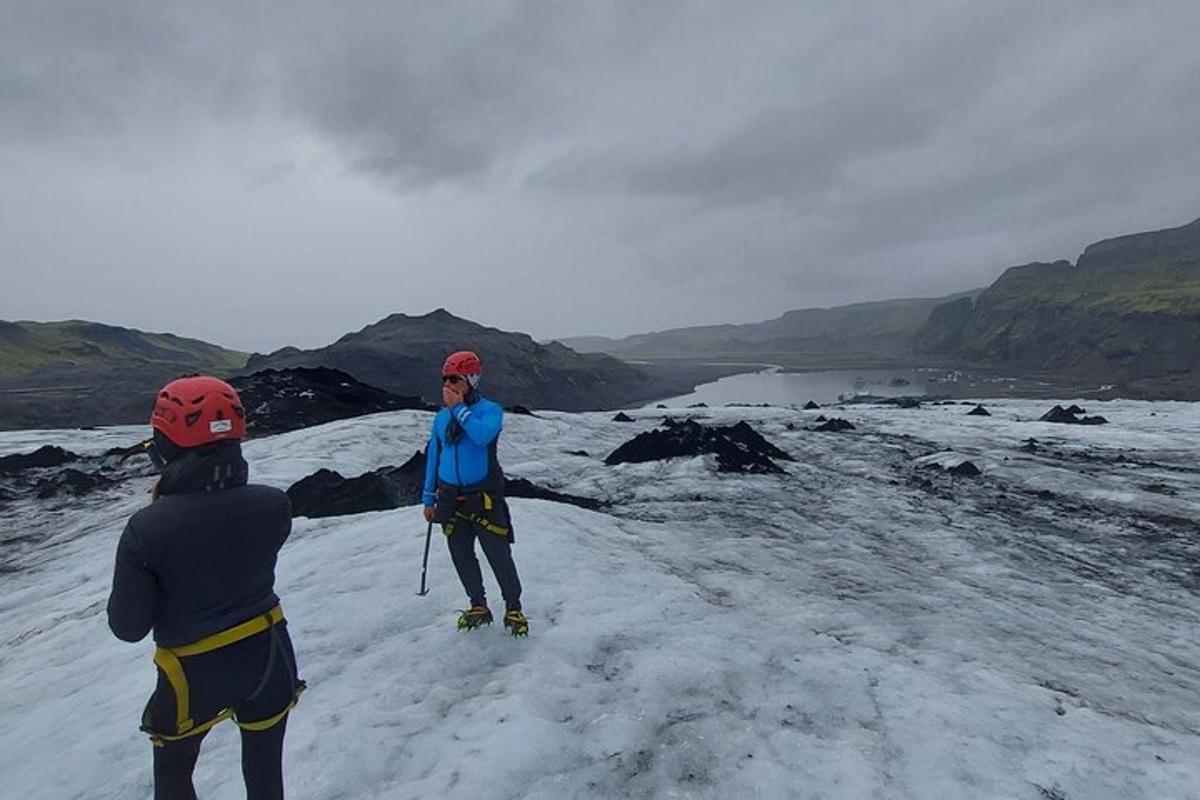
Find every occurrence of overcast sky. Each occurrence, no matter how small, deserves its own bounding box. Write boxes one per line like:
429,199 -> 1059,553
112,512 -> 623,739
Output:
3,1 -> 1199,352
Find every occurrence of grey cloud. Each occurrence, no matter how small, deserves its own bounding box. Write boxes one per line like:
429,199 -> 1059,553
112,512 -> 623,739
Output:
0,2 -> 563,186
531,98 -> 941,206
0,3 -> 271,146
527,4 -> 1043,206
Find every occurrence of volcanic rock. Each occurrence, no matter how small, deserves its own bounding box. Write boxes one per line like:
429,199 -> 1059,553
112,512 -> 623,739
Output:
814,418 -> 856,432
605,419 -> 792,474
286,451 -> 603,518
0,442 -> 154,503
232,367 -> 433,438
0,446 -> 78,474
34,468 -> 116,499
287,451 -> 426,518
504,478 -> 605,511
1039,405 -> 1108,425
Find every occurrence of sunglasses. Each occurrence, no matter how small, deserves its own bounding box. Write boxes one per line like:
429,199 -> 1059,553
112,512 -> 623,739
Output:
442,375 -> 464,385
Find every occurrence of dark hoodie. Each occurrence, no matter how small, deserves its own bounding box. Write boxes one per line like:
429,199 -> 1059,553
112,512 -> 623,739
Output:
107,442 -> 292,648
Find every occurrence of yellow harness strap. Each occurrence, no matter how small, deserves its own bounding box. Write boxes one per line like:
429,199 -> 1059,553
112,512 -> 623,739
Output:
447,510 -> 509,537
151,648 -> 194,735
235,682 -> 307,731
168,605 -> 284,658
147,606 -> 293,746
149,710 -> 234,747
477,516 -> 509,537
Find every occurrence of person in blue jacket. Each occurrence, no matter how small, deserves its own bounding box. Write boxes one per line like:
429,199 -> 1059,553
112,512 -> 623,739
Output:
422,350 -> 527,635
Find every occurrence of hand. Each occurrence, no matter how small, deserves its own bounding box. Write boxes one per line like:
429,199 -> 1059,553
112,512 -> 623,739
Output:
423,506 -> 435,523
442,381 -> 466,407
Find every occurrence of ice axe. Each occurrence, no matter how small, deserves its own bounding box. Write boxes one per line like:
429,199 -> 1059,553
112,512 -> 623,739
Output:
417,520 -> 433,596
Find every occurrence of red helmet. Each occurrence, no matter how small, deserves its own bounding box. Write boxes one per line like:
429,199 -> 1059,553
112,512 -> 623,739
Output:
151,376 -> 246,448
442,350 -> 482,377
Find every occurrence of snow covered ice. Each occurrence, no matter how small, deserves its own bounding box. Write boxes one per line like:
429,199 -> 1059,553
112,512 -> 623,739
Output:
1,399 -> 1198,799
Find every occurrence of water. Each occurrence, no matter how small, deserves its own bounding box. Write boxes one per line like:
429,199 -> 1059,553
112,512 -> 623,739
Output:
655,367 -> 931,407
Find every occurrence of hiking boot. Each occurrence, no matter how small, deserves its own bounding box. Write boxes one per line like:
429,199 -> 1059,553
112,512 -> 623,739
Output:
457,606 -> 493,631
503,608 -> 529,637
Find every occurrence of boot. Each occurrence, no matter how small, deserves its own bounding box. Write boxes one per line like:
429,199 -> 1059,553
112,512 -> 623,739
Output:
503,607 -> 529,637
457,605 -> 493,631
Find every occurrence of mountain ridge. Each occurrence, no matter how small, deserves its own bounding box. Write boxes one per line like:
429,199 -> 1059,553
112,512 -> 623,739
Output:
555,291 -> 983,368
242,308 -> 729,412
916,216 -> 1200,397
0,320 -> 249,431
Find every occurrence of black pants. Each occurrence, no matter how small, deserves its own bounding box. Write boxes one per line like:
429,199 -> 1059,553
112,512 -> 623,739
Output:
145,622 -> 301,800
445,516 -> 522,610
153,718 -> 287,800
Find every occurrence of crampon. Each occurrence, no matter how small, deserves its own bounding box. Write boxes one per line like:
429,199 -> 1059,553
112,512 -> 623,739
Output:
503,609 -> 529,637
457,606 -> 493,631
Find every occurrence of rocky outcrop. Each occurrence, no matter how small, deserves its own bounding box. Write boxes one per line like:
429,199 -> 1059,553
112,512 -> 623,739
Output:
605,419 -> 793,474
1038,405 -> 1108,425
286,452 -> 427,518
0,446 -> 78,473
0,442 -> 154,504
814,418 -> 856,432
231,367 -> 433,437
285,451 -> 603,518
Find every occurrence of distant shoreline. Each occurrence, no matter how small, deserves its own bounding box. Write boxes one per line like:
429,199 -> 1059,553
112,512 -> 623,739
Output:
632,357 -> 1200,403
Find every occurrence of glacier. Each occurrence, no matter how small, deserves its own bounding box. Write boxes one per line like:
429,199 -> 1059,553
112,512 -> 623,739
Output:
0,399 -> 1198,799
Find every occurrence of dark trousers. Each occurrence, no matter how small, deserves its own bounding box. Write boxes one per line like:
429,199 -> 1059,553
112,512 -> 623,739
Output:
445,517 -> 522,609
145,623 -> 300,799
153,718 -> 287,800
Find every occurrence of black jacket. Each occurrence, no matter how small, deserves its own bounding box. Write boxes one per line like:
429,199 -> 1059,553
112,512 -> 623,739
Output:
107,443 -> 292,648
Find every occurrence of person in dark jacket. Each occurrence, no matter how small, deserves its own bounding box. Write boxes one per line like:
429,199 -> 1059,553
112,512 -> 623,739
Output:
108,376 -> 303,800
422,350 -> 528,635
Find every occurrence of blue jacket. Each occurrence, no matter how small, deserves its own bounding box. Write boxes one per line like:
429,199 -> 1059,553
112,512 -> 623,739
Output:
422,395 -> 504,506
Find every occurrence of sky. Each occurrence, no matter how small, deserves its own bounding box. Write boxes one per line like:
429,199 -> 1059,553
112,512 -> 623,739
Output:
2,1 -> 1200,353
